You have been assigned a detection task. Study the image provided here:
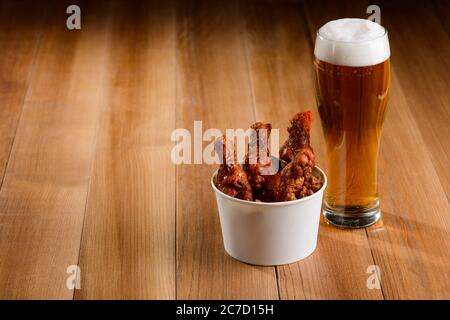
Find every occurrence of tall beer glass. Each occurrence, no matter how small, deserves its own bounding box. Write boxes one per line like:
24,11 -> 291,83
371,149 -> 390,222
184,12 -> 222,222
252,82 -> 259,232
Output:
314,19 -> 390,228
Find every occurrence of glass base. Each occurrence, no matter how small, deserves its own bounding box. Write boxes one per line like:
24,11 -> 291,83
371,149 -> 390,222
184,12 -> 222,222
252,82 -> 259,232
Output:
323,201 -> 381,228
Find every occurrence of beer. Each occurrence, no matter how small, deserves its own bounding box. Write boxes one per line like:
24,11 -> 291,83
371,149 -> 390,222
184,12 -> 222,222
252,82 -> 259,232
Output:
314,19 -> 391,228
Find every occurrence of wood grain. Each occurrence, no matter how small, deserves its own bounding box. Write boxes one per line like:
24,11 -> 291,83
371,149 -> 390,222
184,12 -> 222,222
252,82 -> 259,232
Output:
0,2 -> 44,190
176,0 -> 279,299
241,0 -> 382,300
378,0 -> 450,199
370,73 -> 450,299
75,1 -> 176,299
0,0 -> 448,300
0,1 -> 111,299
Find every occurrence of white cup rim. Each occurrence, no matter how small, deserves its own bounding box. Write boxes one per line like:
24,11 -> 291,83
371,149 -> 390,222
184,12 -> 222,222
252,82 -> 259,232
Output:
211,165 -> 327,207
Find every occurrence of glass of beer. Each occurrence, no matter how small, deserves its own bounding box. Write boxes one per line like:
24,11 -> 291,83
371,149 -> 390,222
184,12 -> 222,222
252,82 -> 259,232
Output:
314,19 -> 390,228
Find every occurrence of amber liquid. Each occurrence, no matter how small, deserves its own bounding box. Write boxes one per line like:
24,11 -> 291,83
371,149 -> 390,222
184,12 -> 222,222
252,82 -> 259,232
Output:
314,58 -> 390,214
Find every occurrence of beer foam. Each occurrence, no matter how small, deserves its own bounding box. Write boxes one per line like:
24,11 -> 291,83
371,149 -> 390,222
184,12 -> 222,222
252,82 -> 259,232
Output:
314,19 -> 390,67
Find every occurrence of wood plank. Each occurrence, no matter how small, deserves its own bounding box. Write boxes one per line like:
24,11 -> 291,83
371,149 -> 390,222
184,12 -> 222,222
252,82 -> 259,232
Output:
0,2 -> 44,188
75,1 -> 176,299
241,0 -> 382,299
368,1 -> 450,299
370,74 -> 450,299
302,0 -> 450,299
0,1 -> 111,299
378,0 -> 450,199
176,0 -> 279,299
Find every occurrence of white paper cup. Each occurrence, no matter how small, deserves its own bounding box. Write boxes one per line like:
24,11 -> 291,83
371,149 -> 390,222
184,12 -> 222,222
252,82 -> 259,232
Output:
211,166 -> 327,266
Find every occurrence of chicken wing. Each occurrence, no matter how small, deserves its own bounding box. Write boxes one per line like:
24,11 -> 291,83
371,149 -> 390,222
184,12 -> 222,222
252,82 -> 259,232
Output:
214,135 -> 253,201
214,110 -> 322,202
276,147 -> 322,201
243,122 -> 274,192
272,111 -> 323,201
279,111 -> 313,163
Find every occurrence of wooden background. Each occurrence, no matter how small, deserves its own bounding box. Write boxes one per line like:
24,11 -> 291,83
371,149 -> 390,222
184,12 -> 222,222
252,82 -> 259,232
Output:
0,0 -> 449,299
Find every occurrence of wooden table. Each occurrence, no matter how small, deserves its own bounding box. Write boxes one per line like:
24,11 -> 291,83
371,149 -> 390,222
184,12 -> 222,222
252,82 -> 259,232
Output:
0,0 -> 448,300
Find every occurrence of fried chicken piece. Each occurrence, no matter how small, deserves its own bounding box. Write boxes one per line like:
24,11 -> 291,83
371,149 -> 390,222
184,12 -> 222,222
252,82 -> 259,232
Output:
256,170 -> 282,202
214,135 -> 253,201
276,148 -> 322,201
214,110 -> 322,202
279,111 -> 313,163
268,111 -> 323,201
262,146 -> 322,202
243,122 -> 274,193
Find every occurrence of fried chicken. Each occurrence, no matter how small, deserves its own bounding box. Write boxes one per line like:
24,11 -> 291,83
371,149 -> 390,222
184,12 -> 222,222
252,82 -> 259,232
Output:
276,148 -> 322,201
214,135 -> 253,201
276,111 -> 323,201
275,111 -> 323,201
260,147 -> 320,202
243,122 -> 274,192
242,122 -> 283,202
213,111 -> 323,202
279,111 -> 313,163
266,111 -> 322,202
